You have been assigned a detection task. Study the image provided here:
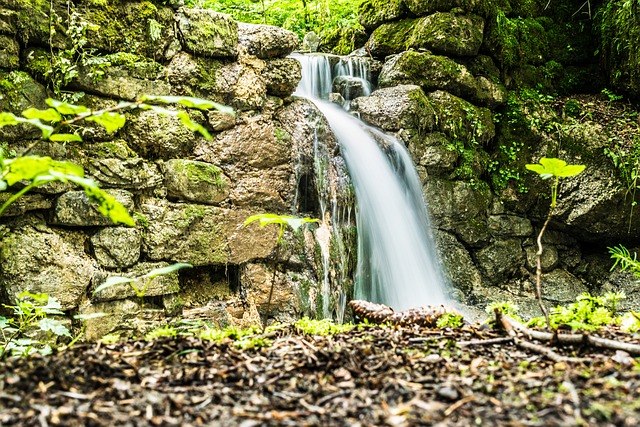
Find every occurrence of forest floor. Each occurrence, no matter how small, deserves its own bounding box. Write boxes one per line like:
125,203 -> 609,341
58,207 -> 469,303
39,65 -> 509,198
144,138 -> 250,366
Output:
1,321 -> 639,427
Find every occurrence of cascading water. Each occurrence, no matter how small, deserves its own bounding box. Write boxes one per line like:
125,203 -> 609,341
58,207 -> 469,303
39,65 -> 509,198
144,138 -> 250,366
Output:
293,53 -> 449,311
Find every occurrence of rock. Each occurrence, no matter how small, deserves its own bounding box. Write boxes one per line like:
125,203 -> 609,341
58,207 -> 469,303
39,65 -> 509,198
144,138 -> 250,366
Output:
263,57 -> 302,97
358,0 -> 408,30
332,76 -> 370,100
318,27 -> 368,56
241,263 -> 299,323
165,159 -> 229,205
53,189 -> 135,227
350,85 -> 436,132
125,108 -> 203,159
428,90 -> 495,145
474,76 -> 507,108
525,245 -> 559,272
379,51 -> 477,99
409,12 -> 485,57
404,0 -> 482,16
70,58 -> 171,101
80,299 -> 141,341
412,144 -> 459,174
366,19 -> 417,58
139,198 -> 280,266
435,231 -> 482,295
302,31 -> 321,52
0,70 -> 48,141
476,239 -> 525,283
487,215 -> 533,237
176,7 -> 238,58
237,22 -> 298,59
0,224 -> 95,310
541,269 -> 589,304
0,193 -> 51,216
208,110 -> 236,131
0,35 -> 19,69
87,158 -> 163,190
90,227 -> 142,268
92,262 -> 180,302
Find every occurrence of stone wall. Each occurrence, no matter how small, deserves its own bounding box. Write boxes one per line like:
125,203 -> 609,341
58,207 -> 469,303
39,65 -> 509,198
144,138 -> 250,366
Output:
352,0 -> 640,317
0,0 -> 352,339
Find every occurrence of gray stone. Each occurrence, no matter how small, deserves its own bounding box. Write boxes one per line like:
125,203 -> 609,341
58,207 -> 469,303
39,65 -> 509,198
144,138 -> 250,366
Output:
474,76 -> 507,108
487,215 -> 533,237
359,0 -> 408,30
525,245 -> 559,272
435,231 -> 482,294
53,189 -> 134,227
87,158 -> 163,190
264,57 -> 302,97
542,269 -> 589,304
0,35 -> 19,69
91,227 -> 142,268
408,13 -> 485,57
165,159 -> 229,205
350,85 -> 436,132
0,70 -> 48,141
208,110 -> 236,131
476,239 -> 524,283
0,224 -> 95,310
428,90 -> 495,145
80,299 -> 141,341
125,108 -> 202,159
404,0 -> 482,16
0,193 -> 52,216
237,22 -> 298,59
176,8 -> 238,58
92,262 -> 180,302
332,76 -> 370,100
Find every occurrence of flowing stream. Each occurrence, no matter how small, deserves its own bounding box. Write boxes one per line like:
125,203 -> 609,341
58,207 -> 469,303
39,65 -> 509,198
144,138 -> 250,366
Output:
293,53 -> 449,312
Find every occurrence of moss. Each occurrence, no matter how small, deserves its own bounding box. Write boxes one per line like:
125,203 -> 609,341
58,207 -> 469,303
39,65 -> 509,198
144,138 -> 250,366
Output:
23,48 -> 52,80
367,18 -> 417,58
320,27 -> 368,56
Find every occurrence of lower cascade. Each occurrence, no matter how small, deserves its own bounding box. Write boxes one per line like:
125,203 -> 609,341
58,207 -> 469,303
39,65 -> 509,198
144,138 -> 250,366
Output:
293,53 -> 450,311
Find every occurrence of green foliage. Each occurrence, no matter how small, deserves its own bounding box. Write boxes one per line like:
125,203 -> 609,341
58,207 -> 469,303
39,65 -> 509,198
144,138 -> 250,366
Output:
0,292 -> 71,358
145,326 -> 178,341
244,213 -> 320,244
436,313 -> 464,329
485,301 -> 524,323
0,95 -> 232,224
609,244 -> 640,278
199,324 -> 273,349
526,157 -> 586,207
528,292 -> 625,331
488,141 -> 528,193
93,263 -> 193,299
294,316 -> 354,335
185,0 -> 362,41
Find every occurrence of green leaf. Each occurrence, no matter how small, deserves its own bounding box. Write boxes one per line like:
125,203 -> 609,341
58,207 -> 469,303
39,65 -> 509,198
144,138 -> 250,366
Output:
0,112 -> 19,127
48,170 -> 135,226
85,111 -> 126,133
19,117 -> 53,139
139,95 -> 235,115
144,263 -> 193,279
2,156 -> 84,186
244,213 -> 320,229
176,111 -> 212,140
21,107 -> 62,123
46,98 -> 90,115
49,133 -> 82,142
525,157 -> 585,179
93,276 -> 136,295
38,318 -> 71,337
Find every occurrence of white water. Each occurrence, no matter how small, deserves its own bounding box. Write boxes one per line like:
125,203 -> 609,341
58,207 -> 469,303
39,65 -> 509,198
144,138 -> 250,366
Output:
293,53 -> 449,311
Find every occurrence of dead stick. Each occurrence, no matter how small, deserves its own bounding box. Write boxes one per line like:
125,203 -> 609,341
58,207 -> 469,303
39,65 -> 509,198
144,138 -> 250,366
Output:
513,337 -> 590,363
457,337 -> 514,347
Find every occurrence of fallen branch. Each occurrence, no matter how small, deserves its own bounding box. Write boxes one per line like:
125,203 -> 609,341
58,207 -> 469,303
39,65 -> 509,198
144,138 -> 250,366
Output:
497,312 -> 640,356
457,337 -> 514,347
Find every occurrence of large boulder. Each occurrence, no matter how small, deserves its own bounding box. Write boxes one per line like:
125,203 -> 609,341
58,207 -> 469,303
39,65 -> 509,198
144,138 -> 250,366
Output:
237,22 -> 298,59
428,90 -> 495,145
86,158 -> 163,190
366,19 -> 417,58
165,159 -> 229,205
0,222 -> 95,310
176,7 -> 238,58
358,0 -> 408,30
409,12 -> 485,57
90,227 -> 142,268
52,190 -> 135,227
350,85 -> 436,132
263,57 -> 302,97
0,35 -> 19,69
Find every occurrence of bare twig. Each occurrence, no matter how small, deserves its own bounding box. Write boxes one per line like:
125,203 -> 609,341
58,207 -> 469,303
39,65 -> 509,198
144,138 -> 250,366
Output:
535,210 -> 553,330
457,337 -> 514,347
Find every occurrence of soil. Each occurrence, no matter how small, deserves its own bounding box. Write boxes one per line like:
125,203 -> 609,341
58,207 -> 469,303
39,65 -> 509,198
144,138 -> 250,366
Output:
1,322 -> 639,427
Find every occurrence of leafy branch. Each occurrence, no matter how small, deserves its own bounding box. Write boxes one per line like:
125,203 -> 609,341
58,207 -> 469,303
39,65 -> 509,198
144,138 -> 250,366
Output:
525,157 -> 585,329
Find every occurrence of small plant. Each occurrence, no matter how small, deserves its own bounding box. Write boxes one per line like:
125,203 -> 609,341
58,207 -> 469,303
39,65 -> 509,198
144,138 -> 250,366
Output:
145,325 -> 178,341
93,263 -> 193,303
609,244 -> 640,278
528,292 -> 624,331
294,316 -> 354,335
436,312 -> 464,329
602,88 -> 623,105
0,292 -> 71,358
526,157 -> 585,329
485,301 -> 524,323
243,213 -> 320,329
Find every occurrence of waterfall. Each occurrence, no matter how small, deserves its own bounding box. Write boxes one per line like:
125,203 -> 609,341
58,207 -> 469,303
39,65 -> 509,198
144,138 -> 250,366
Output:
292,53 -> 449,312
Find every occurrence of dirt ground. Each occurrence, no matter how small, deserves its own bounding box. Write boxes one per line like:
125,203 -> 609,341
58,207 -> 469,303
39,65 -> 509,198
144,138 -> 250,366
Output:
1,321 -> 639,427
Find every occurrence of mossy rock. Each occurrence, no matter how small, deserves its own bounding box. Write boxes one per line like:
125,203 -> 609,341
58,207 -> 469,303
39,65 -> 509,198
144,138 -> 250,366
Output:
176,7 -> 238,58
319,27 -> 368,56
482,13 -> 548,69
358,0 -> 408,30
0,70 -> 49,141
165,159 -> 229,205
7,0 -> 53,46
366,18 -> 417,59
78,0 -> 176,58
428,90 -> 495,145
0,35 -> 19,69
408,12 -> 485,57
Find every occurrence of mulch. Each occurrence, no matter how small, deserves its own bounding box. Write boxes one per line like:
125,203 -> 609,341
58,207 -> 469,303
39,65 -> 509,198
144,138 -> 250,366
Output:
1,323 -> 639,427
